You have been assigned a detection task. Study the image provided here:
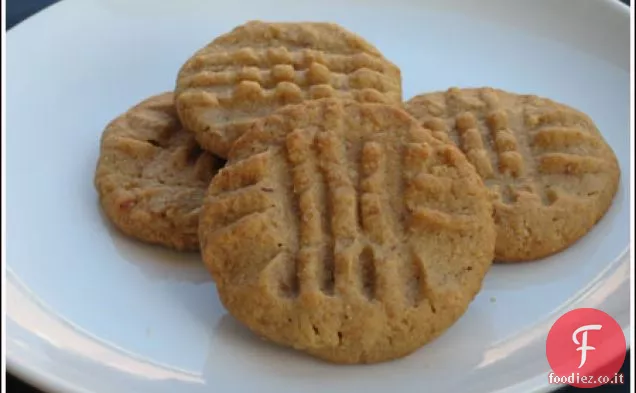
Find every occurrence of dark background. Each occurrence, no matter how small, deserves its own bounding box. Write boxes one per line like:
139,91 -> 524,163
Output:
5,0 -> 632,392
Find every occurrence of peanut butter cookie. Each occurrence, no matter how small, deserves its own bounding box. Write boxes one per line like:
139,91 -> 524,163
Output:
199,99 -> 495,363
95,93 -> 224,251
175,21 -> 402,157
405,87 -> 620,262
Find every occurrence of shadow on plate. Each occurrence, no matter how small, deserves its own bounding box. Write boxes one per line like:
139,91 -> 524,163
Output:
96,199 -> 211,284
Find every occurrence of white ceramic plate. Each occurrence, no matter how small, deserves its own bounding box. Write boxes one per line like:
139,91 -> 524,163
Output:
5,0 -> 631,392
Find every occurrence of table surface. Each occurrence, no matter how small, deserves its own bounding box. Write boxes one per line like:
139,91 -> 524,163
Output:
5,0 -> 632,392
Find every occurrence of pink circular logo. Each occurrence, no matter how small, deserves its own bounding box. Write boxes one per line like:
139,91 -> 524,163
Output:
546,308 -> 626,388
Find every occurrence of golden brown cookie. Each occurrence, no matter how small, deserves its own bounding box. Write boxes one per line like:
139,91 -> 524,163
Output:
199,98 -> 495,363
175,20 -> 402,157
405,87 -> 620,262
95,93 -> 224,251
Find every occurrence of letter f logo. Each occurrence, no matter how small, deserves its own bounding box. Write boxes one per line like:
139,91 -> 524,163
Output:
572,324 -> 602,368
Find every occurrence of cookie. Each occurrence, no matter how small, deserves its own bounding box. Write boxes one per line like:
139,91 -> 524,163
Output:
405,87 -> 620,262
95,92 -> 224,251
175,20 -> 402,157
199,98 -> 495,363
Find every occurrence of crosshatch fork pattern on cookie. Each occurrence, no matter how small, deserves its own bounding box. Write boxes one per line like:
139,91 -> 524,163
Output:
197,99 -> 495,363
409,88 -> 614,206
406,87 -> 620,262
